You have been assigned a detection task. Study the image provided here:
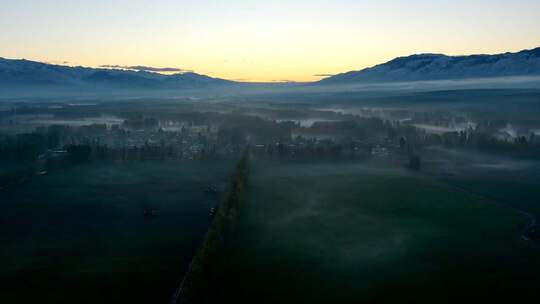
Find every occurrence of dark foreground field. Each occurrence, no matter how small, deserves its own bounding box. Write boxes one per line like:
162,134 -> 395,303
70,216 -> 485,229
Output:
0,160 -> 234,304
186,161 -> 540,303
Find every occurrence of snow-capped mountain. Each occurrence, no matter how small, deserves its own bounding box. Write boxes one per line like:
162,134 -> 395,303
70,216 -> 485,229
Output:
0,58 -> 234,88
319,47 -> 540,84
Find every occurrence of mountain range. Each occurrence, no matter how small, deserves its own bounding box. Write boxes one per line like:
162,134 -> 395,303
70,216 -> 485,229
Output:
319,47 -> 540,84
1,47 -> 540,91
0,58 -> 234,89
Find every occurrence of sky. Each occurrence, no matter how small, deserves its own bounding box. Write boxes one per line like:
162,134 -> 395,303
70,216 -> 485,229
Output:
1,0 -> 540,82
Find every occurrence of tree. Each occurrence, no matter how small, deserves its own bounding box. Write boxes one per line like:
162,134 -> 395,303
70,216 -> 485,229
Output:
66,145 -> 92,163
409,154 -> 421,171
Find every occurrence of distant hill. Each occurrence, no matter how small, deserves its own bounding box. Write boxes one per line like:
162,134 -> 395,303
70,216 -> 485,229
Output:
319,47 -> 540,84
3,47 -> 540,95
0,58 -> 234,89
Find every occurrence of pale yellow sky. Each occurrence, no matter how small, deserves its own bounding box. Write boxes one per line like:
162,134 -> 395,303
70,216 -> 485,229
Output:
1,0 -> 540,82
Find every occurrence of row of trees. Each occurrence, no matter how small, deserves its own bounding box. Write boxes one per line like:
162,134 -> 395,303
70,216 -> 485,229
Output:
175,153 -> 249,304
0,132 -> 60,161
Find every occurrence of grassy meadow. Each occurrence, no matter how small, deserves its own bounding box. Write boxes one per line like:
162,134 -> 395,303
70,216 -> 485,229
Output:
194,161 -> 540,303
0,160 -> 234,304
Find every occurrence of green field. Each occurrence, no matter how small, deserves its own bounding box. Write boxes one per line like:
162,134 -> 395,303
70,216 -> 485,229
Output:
193,161 -> 540,303
442,177 -> 540,217
0,160 -> 234,304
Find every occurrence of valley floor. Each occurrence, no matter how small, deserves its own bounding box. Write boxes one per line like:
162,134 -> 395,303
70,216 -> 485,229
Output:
183,160 -> 540,303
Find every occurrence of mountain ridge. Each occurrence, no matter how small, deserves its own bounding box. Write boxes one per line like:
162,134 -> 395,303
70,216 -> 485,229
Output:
319,47 -> 540,84
2,46 -> 540,90
0,57 -> 234,89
